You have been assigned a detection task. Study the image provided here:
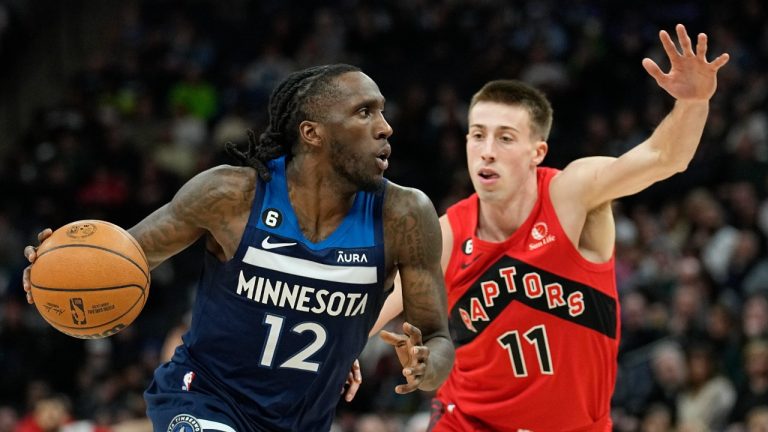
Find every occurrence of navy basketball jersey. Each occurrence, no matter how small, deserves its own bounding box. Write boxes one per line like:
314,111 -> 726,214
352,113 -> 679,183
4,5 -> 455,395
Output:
148,157 -> 388,431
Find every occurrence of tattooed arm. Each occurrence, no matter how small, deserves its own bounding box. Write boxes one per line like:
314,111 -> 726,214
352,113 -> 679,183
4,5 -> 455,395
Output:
381,183 -> 454,392
129,165 -> 255,269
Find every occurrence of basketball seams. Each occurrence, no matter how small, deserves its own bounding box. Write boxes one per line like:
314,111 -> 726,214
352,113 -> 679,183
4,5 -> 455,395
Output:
36,244 -> 149,288
108,225 -> 152,300
38,291 -> 145,331
99,220 -> 151,270
31,219 -> 151,339
30,283 -> 145,292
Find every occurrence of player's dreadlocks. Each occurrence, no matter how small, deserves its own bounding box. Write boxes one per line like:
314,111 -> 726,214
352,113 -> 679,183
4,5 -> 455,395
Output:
225,64 -> 361,181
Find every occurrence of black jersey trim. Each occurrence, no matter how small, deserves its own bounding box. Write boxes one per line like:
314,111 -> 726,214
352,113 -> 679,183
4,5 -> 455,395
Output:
449,255 -> 617,347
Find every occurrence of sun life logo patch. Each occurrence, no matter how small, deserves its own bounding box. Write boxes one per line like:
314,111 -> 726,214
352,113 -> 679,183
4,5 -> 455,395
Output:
167,414 -> 202,432
528,221 -> 556,250
531,222 -> 548,241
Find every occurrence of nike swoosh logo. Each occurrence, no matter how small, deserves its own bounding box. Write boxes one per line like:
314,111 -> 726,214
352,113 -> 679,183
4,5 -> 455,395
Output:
460,255 -> 481,269
261,236 -> 297,250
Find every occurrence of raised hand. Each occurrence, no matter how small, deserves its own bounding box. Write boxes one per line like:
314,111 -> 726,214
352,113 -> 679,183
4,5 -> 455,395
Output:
22,228 -> 52,304
642,23 -> 730,101
379,322 -> 431,394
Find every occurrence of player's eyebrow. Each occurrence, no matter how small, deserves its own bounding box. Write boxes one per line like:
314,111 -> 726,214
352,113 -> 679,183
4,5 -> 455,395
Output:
497,125 -> 520,133
468,124 -> 520,133
355,96 -> 386,110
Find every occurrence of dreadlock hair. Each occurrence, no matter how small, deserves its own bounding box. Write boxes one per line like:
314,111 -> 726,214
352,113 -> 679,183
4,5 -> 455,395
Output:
225,63 -> 361,181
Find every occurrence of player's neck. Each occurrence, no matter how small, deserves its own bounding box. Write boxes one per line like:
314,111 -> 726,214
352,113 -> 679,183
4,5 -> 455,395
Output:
476,181 -> 538,242
285,155 -> 357,242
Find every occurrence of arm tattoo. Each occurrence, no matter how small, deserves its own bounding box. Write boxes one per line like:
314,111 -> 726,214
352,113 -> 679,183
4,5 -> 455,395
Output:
384,185 -> 447,335
130,166 -> 254,268
384,184 -> 454,389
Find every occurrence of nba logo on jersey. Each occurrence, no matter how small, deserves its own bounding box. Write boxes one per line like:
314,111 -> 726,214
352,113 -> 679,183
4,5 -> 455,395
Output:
181,371 -> 195,391
167,414 -> 202,432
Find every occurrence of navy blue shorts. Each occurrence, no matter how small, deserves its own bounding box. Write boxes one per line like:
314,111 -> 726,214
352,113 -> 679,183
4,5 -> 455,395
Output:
145,362 -> 245,432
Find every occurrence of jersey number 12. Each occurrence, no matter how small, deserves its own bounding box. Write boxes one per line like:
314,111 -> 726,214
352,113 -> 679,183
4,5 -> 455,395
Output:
259,313 -> 327,372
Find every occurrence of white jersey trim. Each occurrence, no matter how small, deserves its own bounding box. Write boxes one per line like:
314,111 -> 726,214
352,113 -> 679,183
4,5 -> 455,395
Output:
198,419 -> 237,432
243,246 -> 377,284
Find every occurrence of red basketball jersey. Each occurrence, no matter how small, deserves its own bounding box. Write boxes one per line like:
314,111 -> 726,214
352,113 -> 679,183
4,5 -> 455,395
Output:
436,168 -> 619,432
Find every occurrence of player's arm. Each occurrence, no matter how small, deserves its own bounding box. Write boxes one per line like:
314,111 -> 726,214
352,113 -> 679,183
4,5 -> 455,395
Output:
370,272 -> 404,336
370,215 -> 454,337
553,24 -> 729,211
22,165 -> 254,302
380,185 -> 454,393
129,165 -> 254,269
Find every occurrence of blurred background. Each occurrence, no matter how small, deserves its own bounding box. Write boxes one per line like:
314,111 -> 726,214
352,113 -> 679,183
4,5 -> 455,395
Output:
0,0 -> 767,431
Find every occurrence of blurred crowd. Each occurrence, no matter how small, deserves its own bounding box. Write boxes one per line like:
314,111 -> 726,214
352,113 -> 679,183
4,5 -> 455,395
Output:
0,0 -> 767,431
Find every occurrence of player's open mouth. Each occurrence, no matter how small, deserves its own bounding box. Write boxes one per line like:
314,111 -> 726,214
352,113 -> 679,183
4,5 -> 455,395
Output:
376,147 -> 391,170
478,168 -> 498,179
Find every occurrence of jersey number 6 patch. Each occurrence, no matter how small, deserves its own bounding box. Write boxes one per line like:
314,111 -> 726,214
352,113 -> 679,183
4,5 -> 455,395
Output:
262,208 -> 283,228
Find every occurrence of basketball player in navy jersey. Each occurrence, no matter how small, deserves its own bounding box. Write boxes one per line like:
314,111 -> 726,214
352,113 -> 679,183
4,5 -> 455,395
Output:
22,64 -> 454,432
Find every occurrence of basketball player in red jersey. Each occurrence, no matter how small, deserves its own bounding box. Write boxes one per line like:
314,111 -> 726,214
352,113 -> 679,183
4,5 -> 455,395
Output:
372,24 -> 729,431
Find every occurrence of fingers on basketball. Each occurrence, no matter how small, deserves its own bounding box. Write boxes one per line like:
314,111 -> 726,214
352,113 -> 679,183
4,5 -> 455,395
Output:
29,220 -> 150,339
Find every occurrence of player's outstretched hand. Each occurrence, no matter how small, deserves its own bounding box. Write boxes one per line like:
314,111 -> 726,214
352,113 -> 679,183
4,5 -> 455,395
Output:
341,359 -> 362,402
642,23 -> 729,102
22,228 -> 52,304
379,321 -> 430,394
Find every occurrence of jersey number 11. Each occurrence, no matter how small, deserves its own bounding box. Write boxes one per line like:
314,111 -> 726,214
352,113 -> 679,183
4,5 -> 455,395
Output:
497,324 -> 553,377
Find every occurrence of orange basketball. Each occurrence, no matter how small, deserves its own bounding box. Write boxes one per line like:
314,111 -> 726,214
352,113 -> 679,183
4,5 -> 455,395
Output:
29,220 -> 150,339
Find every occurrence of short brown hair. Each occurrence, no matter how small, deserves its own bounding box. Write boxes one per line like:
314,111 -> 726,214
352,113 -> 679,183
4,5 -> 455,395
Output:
470,80 -> 553,141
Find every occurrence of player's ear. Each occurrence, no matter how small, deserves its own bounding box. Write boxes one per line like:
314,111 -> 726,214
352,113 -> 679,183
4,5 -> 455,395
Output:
299,120 -> 324,149
532,140 -> 548,166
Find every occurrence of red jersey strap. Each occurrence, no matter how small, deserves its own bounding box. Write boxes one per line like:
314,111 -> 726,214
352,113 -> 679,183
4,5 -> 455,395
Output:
536,167 -> 616,272
445,194 -> 479,285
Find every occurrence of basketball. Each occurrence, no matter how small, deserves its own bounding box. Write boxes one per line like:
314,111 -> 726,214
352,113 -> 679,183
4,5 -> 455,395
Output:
29,220 -> 150,339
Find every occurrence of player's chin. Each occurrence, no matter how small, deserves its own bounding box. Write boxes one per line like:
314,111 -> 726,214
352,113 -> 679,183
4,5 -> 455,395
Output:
474,186 -> 504,202
360,175 -> 385,192
470,178 -> 493,192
